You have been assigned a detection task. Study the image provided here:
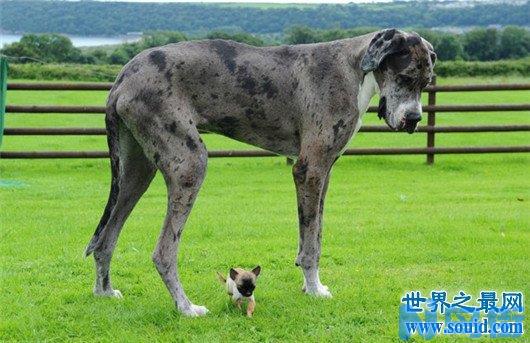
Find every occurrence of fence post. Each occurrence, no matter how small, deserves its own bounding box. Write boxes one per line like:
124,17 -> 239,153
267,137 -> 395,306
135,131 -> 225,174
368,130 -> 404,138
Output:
0,57 -> 8,149
426,75 -> 436,165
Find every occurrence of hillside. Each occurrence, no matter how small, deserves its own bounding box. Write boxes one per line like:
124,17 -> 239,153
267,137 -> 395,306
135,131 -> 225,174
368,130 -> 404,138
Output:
0,0 -> 528,36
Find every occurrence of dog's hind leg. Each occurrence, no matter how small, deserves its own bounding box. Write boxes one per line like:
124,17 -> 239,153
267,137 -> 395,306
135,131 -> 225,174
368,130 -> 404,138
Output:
91,123 -> 156,297
152,128 -> 208,316
123,104 -> 208,316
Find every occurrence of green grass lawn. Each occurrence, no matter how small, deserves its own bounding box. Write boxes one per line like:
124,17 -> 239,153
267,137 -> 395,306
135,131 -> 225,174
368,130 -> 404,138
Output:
1,77 -> 529,342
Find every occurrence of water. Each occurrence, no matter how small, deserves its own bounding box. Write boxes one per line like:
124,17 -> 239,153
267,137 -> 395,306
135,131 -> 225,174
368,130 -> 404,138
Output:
0,33 -> 141,48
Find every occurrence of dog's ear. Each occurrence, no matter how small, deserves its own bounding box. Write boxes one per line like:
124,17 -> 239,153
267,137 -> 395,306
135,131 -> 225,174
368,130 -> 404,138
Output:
229,268 -> 238,280
419,36 -> 437,66
426,43 -> 437,66
430,51 -> 437,66
252,265 -> 261,277
361,28 -> 407,73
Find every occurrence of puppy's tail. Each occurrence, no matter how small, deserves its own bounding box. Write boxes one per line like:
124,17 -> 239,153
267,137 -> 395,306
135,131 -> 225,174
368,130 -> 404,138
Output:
217,272 -> 227,284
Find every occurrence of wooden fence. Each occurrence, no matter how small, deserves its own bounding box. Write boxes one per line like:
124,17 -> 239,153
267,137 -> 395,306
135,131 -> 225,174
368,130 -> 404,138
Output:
1,79 -> 530,164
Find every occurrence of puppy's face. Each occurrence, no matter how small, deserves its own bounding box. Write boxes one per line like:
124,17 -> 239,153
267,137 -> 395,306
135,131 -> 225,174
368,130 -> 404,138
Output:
230,266 -> 261,297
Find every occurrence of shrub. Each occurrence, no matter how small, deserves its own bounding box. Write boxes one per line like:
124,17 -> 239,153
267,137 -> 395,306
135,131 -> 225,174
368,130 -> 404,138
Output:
6,58 -> 529,83
8,63 -> 122,82
434,59 -> 530,77
206,31 -> 265,46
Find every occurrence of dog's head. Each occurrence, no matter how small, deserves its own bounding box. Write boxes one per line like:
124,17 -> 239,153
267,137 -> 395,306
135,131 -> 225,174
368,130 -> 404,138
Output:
230,266 -> 261,297
361,29 -> 436,133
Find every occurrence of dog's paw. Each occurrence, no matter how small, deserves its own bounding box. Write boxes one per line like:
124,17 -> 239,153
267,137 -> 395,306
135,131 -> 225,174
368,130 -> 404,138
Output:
181,304 -> 209,317
111,289 -> 123,298
94,288 -> 123,298
304,284 -> 332,298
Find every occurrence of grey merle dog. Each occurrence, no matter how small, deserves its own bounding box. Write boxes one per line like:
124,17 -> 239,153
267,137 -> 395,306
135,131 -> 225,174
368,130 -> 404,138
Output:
85,28 -> 436,316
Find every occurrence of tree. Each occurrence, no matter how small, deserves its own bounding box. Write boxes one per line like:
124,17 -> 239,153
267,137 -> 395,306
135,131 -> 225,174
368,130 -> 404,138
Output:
109,46 -> 135,65
318,28 -> 348,42
284,26 -> 319,45
0,34 -> 83,63
499,26 -> 529,59
88,49 -> 110,64
206,31 -> 264,46
0,39 -> 38,63
412,29 -> 441,49
141,31 -> 188,48
2,1 -> 528,36
435,34 -> 464,61
107,31 -> 189,64
463,28 -> 499,61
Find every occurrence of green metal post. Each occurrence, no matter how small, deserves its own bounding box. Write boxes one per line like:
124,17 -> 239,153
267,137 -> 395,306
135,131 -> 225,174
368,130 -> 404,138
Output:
0,57 -> 8,149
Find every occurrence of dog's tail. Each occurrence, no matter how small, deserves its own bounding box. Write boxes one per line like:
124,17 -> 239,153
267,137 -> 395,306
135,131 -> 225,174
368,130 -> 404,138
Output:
217,272 -> 227,284
84,95 -> 121,257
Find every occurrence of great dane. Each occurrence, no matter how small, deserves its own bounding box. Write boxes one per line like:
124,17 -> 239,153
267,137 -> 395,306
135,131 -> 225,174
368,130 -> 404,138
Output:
85,28 -> 436,316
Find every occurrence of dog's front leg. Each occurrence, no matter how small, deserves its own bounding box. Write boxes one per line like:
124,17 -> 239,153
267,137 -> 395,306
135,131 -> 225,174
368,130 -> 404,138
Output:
246,298 -> 255,317
292,152 -> 335,298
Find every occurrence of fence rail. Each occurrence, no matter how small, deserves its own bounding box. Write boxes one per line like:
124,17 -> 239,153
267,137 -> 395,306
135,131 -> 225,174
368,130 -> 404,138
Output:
7,82 -> 530,92
2,79 -> 530,164
4,125 -> 530,136
2,146 -> 530,160
6,104 -> 530,114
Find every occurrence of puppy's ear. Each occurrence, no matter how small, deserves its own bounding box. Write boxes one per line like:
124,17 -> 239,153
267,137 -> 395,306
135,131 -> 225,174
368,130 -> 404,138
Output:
361,28 -> 407,73
252,265 -> 261,277
229,268 -> 238,281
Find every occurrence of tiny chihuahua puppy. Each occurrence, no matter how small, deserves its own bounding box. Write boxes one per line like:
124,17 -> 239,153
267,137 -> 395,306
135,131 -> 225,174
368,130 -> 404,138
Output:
218,266 -> 261,317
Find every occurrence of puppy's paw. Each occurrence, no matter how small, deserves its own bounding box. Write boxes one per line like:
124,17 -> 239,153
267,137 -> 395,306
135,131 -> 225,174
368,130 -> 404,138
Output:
304,284 -> 332,298
181,304 -> 209,317
94,288 -> 123,298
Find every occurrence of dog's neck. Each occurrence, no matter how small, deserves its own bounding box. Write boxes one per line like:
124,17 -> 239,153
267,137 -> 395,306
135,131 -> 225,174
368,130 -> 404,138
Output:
357,71 -> 380,116
340,33 -> 381,116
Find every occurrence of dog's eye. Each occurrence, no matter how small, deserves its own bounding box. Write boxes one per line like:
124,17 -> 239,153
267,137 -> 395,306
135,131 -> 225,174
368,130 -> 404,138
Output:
394,49 -> 410,57
420,77 -> 431,89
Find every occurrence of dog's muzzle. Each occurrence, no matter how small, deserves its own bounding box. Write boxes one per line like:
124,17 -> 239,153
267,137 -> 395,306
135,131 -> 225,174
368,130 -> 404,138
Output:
378,97 -> 421,133
403,112 -> 422,134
